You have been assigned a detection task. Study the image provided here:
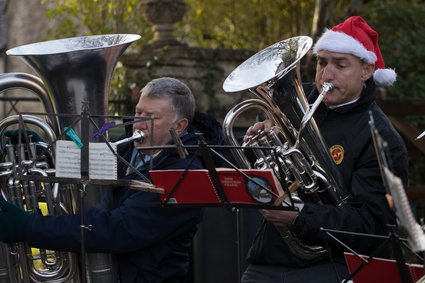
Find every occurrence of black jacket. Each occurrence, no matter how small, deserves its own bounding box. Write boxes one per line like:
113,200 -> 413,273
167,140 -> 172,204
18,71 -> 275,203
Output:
247,79 -> 408,267
25,112 -> 223,282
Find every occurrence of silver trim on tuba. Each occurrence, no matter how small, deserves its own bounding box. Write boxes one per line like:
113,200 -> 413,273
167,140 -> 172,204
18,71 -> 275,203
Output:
222,36 -> 349,260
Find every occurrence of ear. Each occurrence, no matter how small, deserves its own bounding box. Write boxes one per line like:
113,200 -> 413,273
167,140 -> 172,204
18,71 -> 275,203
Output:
361,63 -> 374,81
173,118 -> 189,135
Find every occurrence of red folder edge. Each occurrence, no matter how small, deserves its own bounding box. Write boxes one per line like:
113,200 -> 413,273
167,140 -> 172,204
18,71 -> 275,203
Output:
344,252 -> 424,283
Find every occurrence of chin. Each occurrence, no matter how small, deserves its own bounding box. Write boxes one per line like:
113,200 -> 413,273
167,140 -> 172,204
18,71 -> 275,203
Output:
133,141 -> 145,148
323,95 -> 339,106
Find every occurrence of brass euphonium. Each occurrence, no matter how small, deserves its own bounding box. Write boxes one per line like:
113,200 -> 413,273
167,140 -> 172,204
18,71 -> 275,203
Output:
222,36 -> 349,261
0,34 -> 140,282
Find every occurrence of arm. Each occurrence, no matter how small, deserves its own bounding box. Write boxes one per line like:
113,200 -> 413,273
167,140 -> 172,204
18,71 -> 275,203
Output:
292,128 -> 407,253
26,191 -> 202,253
26,144 -> 205,253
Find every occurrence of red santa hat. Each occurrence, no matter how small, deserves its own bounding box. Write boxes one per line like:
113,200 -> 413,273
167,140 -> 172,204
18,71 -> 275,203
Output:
313,16 -> 396,86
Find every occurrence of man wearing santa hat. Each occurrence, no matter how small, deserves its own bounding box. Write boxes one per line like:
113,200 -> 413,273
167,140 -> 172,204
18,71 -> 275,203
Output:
242,16 -> 408,282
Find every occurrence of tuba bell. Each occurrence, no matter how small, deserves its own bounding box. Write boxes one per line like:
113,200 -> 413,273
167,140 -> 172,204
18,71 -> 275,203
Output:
0,34 -> 140,282
222,36 -> 349,261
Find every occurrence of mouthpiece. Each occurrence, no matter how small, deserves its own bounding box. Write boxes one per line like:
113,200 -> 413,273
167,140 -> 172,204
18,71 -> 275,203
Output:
295,82 -> 334,147
322,82 -> 333,93
113,130 -> 145,146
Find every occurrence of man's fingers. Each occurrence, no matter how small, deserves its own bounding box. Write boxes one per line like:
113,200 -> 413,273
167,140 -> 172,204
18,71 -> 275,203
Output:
244,122 -> 268,141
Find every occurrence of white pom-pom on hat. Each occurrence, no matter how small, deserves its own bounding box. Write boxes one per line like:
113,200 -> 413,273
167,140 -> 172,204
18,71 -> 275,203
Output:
374,68 -> 397,86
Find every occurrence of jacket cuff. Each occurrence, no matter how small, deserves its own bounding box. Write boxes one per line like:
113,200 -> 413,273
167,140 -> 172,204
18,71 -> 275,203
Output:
291,203 -> 310,235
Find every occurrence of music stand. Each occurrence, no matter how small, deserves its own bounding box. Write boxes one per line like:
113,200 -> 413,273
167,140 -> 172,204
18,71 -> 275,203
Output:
147,134 -> 302,283
148,134 -> 302,210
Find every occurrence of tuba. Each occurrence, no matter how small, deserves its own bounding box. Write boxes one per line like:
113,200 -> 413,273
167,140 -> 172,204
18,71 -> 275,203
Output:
222,36 -> 349,260
0,34 -> 140,282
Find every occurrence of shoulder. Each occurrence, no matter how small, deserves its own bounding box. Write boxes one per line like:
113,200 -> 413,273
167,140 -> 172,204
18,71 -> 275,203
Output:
370,104 -> 404,146
154,143 -> 204,171
188,112 -> 223,145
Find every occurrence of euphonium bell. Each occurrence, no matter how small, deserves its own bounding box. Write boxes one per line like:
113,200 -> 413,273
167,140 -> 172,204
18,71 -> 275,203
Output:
222,36 -> 349,261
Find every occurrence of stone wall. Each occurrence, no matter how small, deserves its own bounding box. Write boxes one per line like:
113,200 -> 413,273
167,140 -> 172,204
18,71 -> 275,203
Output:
2,0 -> 53,73
0,0 -> 53,116
122,44 -> 254,121
0,1 -> 255,124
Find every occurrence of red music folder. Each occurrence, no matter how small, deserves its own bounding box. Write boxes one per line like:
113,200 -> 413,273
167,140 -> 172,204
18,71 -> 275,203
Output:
149,168 -> 285,207
344,252 -> 424,283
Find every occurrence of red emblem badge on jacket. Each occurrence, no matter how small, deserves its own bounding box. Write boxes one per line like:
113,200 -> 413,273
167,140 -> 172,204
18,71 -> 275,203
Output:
329,145 -> 344,165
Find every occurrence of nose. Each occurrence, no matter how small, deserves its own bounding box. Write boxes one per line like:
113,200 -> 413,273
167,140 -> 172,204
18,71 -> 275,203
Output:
135,121 -> 148,130
320,65 -> 334,82
133,116 -> 149,131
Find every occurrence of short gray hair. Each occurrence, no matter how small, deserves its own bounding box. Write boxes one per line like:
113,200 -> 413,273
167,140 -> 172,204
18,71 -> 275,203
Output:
141,77 -> 195,122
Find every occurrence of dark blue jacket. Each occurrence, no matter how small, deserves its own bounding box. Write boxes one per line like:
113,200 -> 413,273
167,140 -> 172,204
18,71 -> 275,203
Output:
25,112 -> 223,282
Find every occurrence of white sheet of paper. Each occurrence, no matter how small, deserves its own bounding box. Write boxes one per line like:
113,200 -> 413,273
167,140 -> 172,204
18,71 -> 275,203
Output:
55,140 -> 117,180
55,140 -> 81,178
89,142 -> 117,180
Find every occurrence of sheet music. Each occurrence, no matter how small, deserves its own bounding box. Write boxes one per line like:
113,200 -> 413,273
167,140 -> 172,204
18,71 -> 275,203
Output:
89,142 -> 117,180
55,140 -> 117,180
383,167 -> 425,252
55,140 -> 82,178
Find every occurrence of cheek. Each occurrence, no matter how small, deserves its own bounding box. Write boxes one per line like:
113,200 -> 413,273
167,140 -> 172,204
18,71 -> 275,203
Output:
315,69 -> 322,81
151,129 -> 172,146
152,121 -> 170,138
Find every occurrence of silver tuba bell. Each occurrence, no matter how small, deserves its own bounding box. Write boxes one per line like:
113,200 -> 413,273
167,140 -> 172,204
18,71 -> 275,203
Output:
0,34 -> 140,282
222,36 -> 349,261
